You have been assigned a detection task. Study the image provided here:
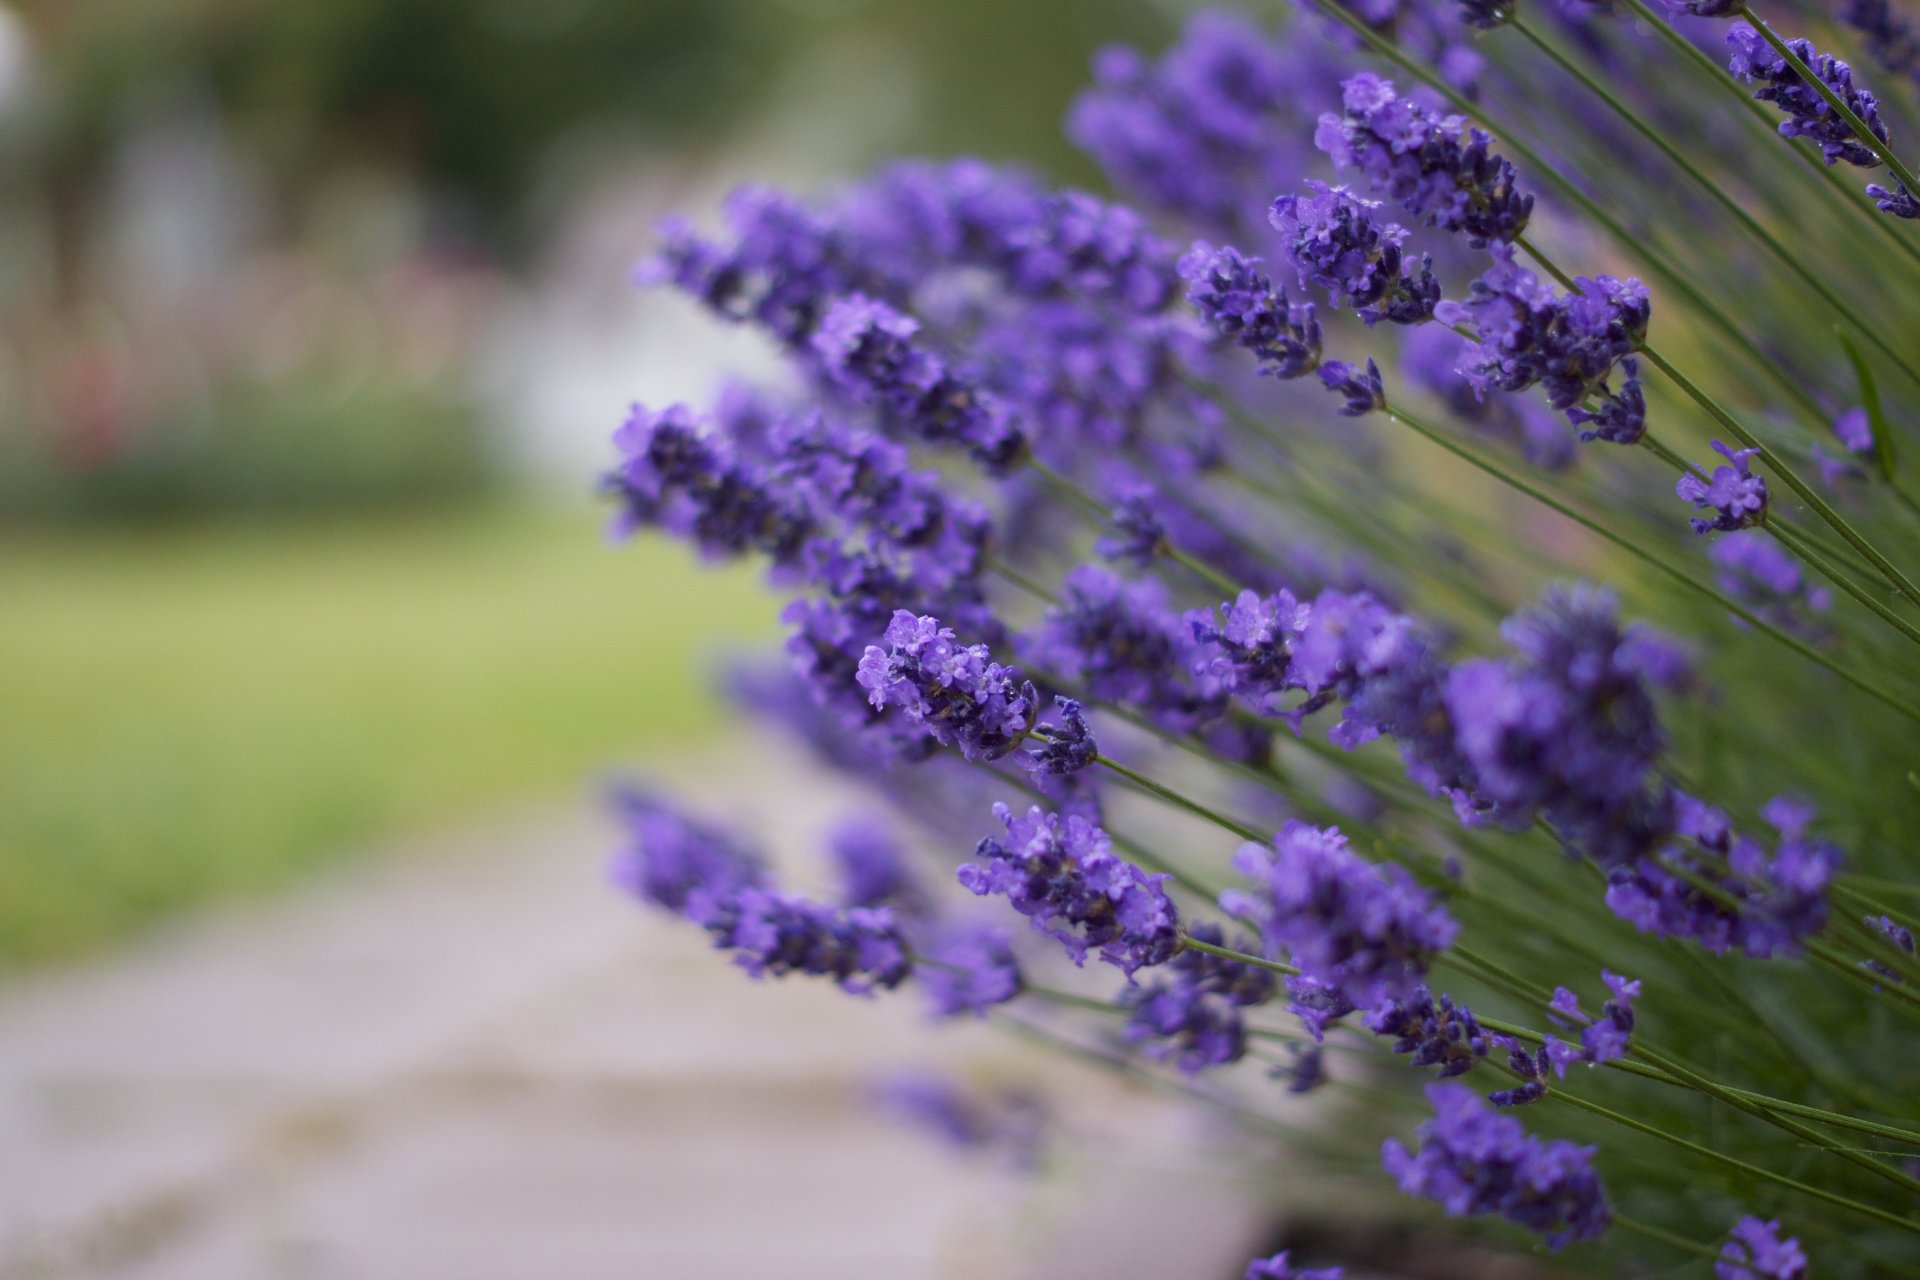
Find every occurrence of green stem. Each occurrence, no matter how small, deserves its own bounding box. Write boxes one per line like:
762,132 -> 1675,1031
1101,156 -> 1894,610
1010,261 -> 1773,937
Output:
1092,753 -> 1263,843
1739,8 -> 1920,198
1545,1083 -> 1920,1236
1378,400 -> 1920,725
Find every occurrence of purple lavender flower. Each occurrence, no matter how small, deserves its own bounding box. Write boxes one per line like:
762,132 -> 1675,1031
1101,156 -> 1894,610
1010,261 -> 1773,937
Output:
919,924 -> 1026,1017
606,404 -> 817,569
1402,326 -> 1576,468
859,612 -> 1040,761
1833,405 -> 1875,454
1447,587 -> 1682,866
1709,532 -> 1831,633
643,188 -> 870,347
1068,13 -> 1332,238
608,790 -> 767,916
1869,178 -> 1920,217
1121,922 -> 1276,1073
1319,358 -> 1387,416
1383,1083 -> 1611,1248
1729,23 -> 1892,168
960,803 -> 1182,975
811,294 -> 1025,469
1606,793 -> 1840,957
1024,565 -> 1227,734
828,814 -> 922,910
1868,913 -> 1917,954
1097,490 -> 1170,566
1285,974 -> 1360,1041
706,887 -> 913,992
1180,242 -> 1324,378
870,1071 -> 1047,1170
1437,250 -> 1649,413
1226,821 -> 1458,1007
1366,987 -> 1489,1077
1678,441 -> 1770,533
1717,1215 -> 1808,1280
1028,697 -> 1099,776
1315,73 -> 1533,247
1565,359 -> 1647,446
1244,1252 -> 1344,1280
1487,1035 -> 1554,1107
1582,970 -> 1640,1064
1188,588 -> 1312,714
1269,182 -> 1440,325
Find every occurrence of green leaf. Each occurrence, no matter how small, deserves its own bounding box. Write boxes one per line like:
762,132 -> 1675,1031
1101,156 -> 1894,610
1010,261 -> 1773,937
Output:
1836,326 -> 1898,483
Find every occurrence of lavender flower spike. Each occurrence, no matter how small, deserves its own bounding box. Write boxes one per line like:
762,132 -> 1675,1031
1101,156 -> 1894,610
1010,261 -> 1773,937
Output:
1315,73 -> 1532,247
960,803 -> 1181,975
1226,820 -> 1458,1007
1729,24 -> 1893,168
1319,358 -> 1387,417
1179,242 -> 1323,378
1717,1215 -> 1808,1280
1678,441 -> 1770,533
1269,182 -> 1440,326
858,611 -> 1040,761
1383,1083 -> 1611,1248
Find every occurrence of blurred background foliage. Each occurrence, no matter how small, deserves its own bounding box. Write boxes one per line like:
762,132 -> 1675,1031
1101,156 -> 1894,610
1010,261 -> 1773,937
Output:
0,0 -> 1164,967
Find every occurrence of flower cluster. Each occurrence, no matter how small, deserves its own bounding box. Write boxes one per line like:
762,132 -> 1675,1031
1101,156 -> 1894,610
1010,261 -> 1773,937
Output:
1438,251 -> 1650,440
858,612 -> 1040,761
1268,182 -> 1440,325
1383,1084 -> 1612,1248
1122,923 -> 1277,1073
960,803 -> 1181,975
919,924 -> 1026,1018
1678,442 -> 1770,533
1179,242 -> 1323,379
1606,795 -> 1840,957
1226,821 -> 1458,1007
612,795 -> 910,993
1365,987 -> 1489,1077
1728,24 -> 1892,168
1709,532 -> 1831,633
1315,73 -> 1533,247
1717,1215 -> 1808,1280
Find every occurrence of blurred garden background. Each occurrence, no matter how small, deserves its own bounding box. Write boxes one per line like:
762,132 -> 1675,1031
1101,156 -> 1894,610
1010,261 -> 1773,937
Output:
0,0 -> 1177,971
2,6 -> 1288,1273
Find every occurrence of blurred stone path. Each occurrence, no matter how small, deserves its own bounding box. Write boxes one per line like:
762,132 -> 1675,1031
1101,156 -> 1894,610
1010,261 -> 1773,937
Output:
0,746 -> 1283,1280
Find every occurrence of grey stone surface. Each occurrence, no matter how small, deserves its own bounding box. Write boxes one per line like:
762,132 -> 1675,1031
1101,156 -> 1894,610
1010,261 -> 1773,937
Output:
0,746 -> 1281,1280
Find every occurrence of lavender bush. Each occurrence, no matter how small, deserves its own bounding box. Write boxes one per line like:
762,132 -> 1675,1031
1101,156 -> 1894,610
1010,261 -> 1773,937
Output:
601,2 -> 1920,1272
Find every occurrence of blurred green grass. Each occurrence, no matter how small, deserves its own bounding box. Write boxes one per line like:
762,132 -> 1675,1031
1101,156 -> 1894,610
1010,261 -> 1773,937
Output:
0,502 -> 772,969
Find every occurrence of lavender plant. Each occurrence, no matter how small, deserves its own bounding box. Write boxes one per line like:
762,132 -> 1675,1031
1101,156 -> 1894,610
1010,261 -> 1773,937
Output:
598,3 -> 1920,1273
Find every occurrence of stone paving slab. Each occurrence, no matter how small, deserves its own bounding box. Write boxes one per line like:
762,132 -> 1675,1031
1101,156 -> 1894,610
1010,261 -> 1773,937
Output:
0,745 -> 1285,1279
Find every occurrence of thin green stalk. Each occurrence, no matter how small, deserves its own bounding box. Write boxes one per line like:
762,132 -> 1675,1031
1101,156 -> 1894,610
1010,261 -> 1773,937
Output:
1768,520 -> 1920,649
1633,1039 -> 1920,1200
1544,1083 -> 1920,1237
1610,1214 -> 1723,1262
1739,8 -> 1920,198
1507,15 -> 1920,405
1631,341 -> 1920,612
1092,753 -> 1263,843
1378,400 -> 1920,725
